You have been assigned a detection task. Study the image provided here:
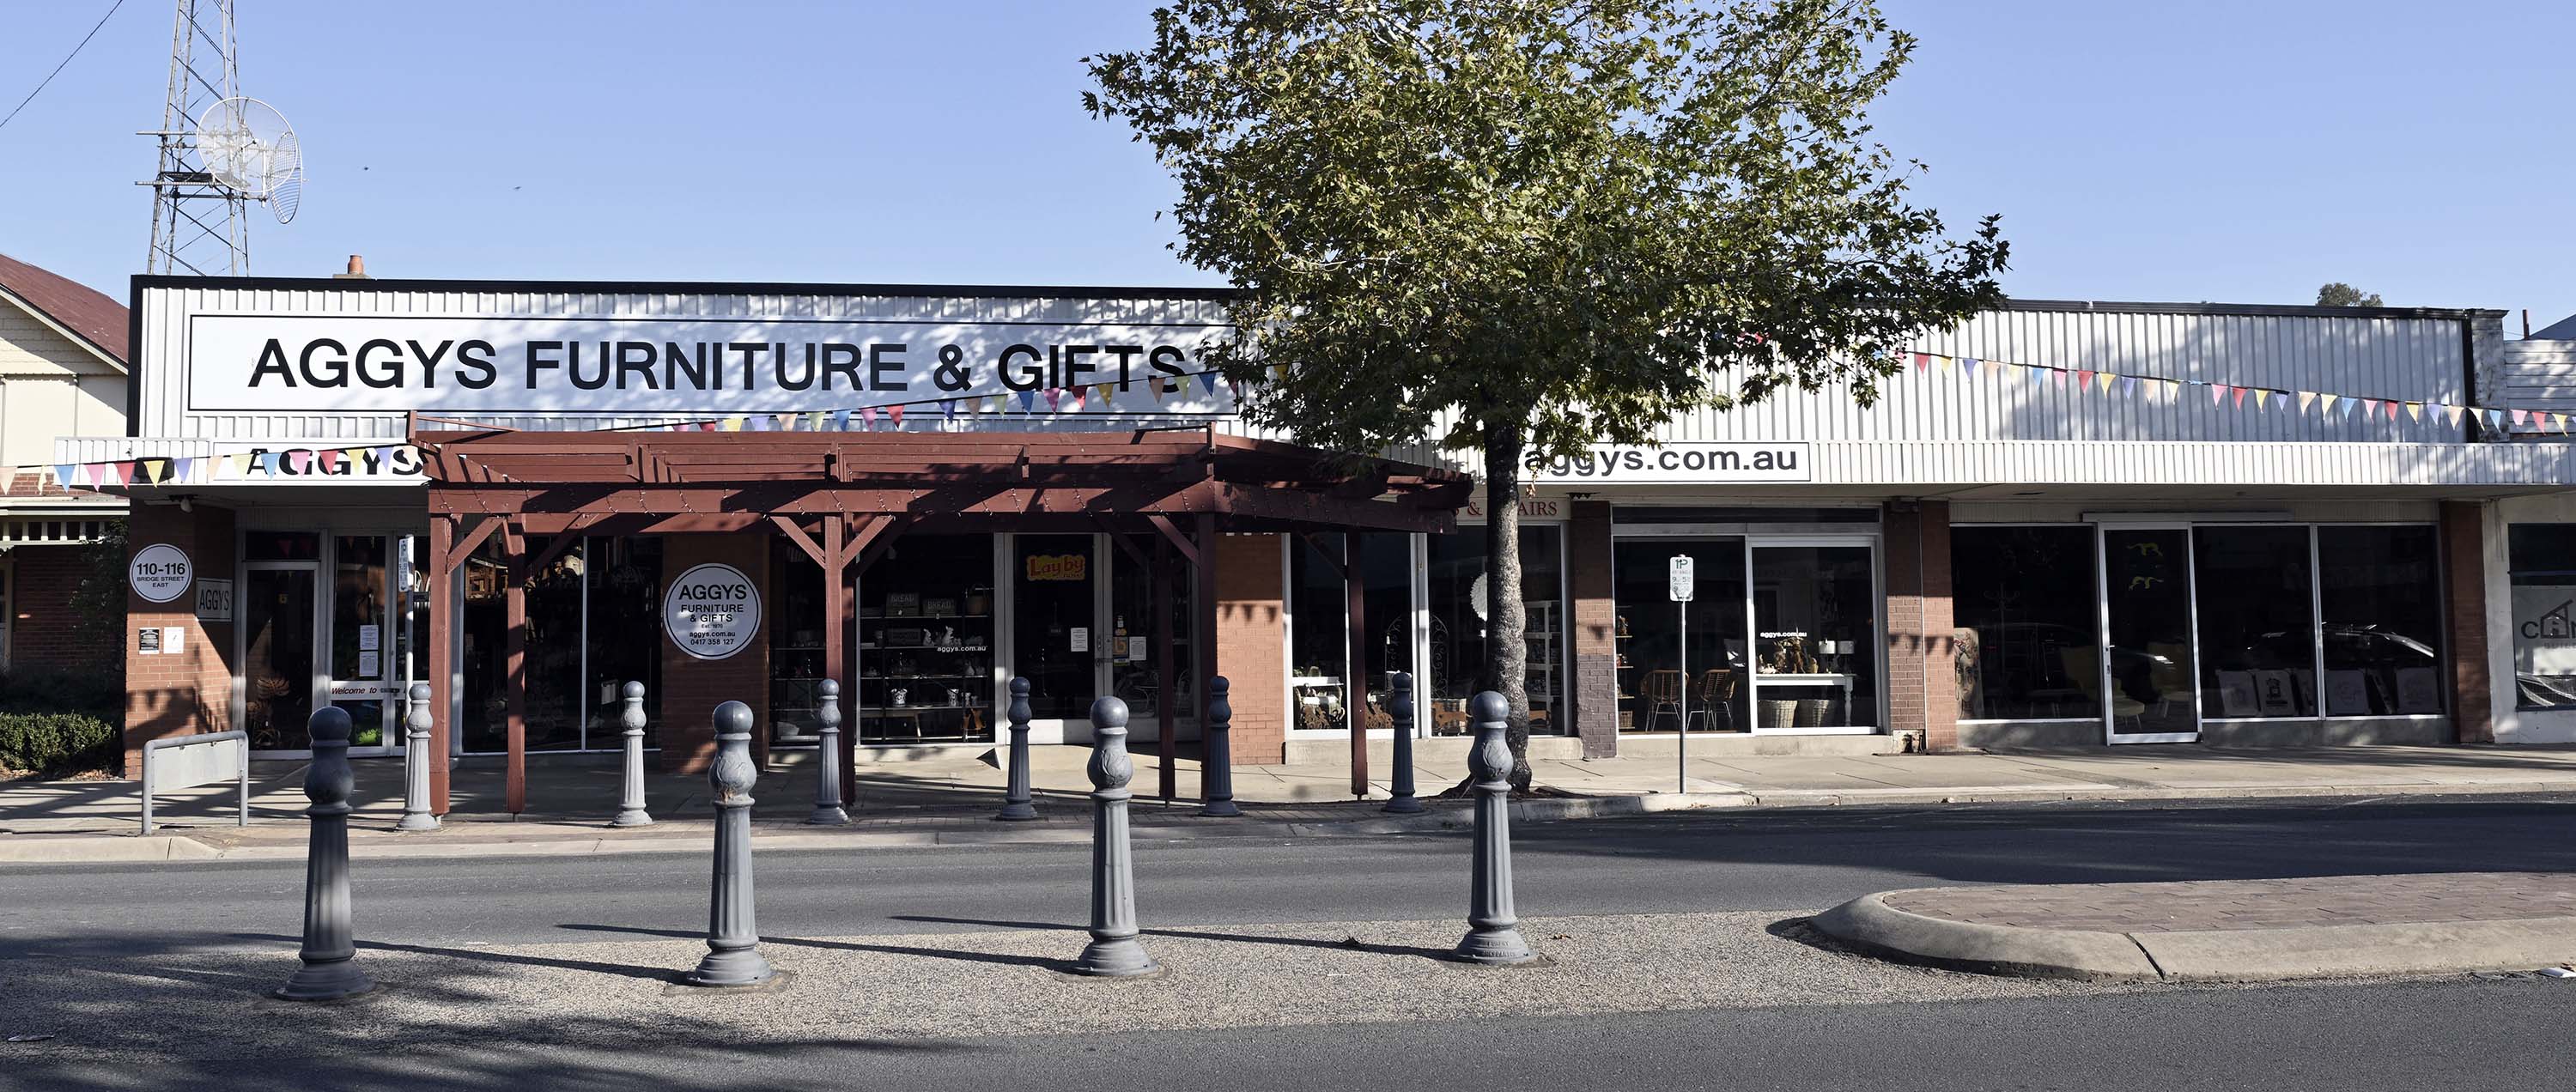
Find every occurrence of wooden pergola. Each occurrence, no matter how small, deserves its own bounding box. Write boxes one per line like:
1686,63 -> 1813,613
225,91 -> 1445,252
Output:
407,424 -> 1472,814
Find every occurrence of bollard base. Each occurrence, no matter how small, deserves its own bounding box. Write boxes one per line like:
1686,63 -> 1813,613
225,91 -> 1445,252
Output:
1197,799 -> 1242,818
394,814 -> 441,833
276,960 -> 376,1002
805,807 -> 849,826
1381,796 -> 1425,815
1452,927 -> 1539,967
680,946 -> 776,989
610,810 -> 654,828
1072,937 -> 1160,978
994,802 -> 1037,822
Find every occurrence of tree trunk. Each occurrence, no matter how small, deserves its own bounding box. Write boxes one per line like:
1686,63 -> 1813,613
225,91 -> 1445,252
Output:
1480,423 -> 1534,792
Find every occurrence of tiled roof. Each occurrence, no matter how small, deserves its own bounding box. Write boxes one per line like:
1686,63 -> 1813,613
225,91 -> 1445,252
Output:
0,252 -> 126,366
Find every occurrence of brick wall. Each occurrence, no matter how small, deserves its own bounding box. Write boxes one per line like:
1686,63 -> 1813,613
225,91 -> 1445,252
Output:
7,543 -> 119,675
121,503 -> 236,775
1213,533 -> 1287,764
2442,500 -> 2493,744
658,533 -> 772,774
1883,500 -> 1959,751
1567,500 -> 1619,757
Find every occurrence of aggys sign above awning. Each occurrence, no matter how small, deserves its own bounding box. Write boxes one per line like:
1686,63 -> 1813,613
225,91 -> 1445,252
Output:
1524,442 -> 1812,484
185,314 -> 1237,416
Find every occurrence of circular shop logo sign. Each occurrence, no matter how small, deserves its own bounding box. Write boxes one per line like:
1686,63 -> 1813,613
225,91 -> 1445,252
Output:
663,563 -> 762,660
129,543 -> 195,604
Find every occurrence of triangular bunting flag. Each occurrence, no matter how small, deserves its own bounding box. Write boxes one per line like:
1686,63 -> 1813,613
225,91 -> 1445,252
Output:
1097,383 -> 1115,407
2209,384 -> 2227,405
2445,405 -> 2464,428
2406,402 -> 2422,422
2118,376 -> 2139,397
2076,370 -> 2095,390
829,409 -> 850,430
1199,372 -> 1218,394
288,451 -> 313,473
1936,355 -> 1954,374
2384,400 -> 2400,422
101,461 -> 125,485
888,404 -> 904,426
173,458 -> 197,482
2297,391 -> 2316,412
943,399 -> 958,421
1044,388 -> 1062,411
2253,389 -> 2271,409
2320,394 -> 2339,415
1018,390 -> 1036,412
860,405 -> 878,427
1912,352 -> 1932,373
2051,369 -> 2069,387
1068,386 -> 1087,411
988,395 -> 1007,415
1957,355 -> 1978,379
51,464 -> 75,488
721,416 -> 744,432
1228,378 -> 1244,399
2091,372 -> 2112,392
2230,386 -> 2247,408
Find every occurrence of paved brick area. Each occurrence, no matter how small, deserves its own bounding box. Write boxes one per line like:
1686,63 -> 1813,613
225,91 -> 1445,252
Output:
1886,872 -> 2576,932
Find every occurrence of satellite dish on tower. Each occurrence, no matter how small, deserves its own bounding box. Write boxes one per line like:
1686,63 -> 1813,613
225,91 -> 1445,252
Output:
191,96 -> 302,224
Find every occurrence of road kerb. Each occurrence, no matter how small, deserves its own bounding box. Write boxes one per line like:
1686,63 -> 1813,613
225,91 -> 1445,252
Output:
1809,892 -> 2162,981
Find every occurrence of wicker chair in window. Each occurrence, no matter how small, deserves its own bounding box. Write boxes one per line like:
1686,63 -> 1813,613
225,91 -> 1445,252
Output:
1693,670 -> 1740,731
1637,669 -> 1686,732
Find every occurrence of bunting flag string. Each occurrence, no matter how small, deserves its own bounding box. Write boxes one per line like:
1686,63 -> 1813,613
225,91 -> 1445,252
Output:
1903,349 -> 2562,437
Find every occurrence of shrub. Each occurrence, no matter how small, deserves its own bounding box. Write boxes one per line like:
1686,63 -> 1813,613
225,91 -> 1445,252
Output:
0,712 -> 118,776
0,669 -> 123,719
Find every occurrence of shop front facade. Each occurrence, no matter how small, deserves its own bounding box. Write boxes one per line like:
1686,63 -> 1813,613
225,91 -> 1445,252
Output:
74,278 -> 2576,802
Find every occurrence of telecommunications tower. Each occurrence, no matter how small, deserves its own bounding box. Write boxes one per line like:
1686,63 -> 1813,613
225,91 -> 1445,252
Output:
143,0 -> 302,275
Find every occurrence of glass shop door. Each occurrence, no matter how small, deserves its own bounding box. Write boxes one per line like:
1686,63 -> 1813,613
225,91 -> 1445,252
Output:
1010,533 -> 1100,743
326,535 -> 401,755
2099,525 -> 2202,743
240,561 -> 320,755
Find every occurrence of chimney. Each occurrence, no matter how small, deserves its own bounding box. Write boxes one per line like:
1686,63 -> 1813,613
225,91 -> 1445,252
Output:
332,254 -> 369,279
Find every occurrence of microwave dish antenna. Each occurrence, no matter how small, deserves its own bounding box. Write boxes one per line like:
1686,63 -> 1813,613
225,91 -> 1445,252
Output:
193,97 -> 302,223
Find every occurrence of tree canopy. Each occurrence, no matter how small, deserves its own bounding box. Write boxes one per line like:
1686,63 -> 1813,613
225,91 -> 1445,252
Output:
2316,282 -> 2385,307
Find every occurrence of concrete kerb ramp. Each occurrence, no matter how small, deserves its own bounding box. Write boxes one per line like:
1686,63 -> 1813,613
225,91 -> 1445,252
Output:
1812,873 -> 2576,983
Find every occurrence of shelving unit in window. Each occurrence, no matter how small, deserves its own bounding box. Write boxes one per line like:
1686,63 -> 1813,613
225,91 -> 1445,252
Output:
858,588 -> 994,744
1523,598 -> 1558,732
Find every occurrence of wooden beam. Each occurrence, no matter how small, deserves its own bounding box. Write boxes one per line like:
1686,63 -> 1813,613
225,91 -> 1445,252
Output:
850,515 -> 914,574
526,513 -> 603,574
823,513 -> 856,804
841,513 -> 895,572
770,514 -> 829,567
1297,532 -> 1346,580
1145,513 -> 1200,567
1193,512 -> 1220,804
1102,525 -> 1153,571
443,513 -> 503,574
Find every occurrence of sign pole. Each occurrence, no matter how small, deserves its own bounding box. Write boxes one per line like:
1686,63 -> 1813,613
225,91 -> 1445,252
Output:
1668,555 -> 1695,796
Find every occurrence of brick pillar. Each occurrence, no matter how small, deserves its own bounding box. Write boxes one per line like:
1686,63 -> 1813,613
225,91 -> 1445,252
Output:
659,533 -> 772,774
1567,500 -> 1619,758
1882,500 -> 1959,751
2442,500 -> 2494,744
121,503 -> 238,776
1213,533 -> 1287,764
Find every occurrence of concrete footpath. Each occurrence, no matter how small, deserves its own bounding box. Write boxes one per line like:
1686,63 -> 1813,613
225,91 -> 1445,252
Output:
9,740 -> 2576,864
1814,872 -> 2576,982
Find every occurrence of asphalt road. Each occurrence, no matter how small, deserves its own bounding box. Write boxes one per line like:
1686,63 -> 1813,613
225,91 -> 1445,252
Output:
9,794 -> 2576,1091
16,976 -> 2573,1091
7,793 -> 2576,952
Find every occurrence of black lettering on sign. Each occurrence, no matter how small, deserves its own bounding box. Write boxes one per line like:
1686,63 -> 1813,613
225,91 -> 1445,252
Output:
456,340 -> 498,389
252,339 -> 296,386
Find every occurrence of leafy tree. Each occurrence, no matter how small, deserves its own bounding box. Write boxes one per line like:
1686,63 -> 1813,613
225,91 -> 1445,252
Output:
2316,282 -> 2384,307
1088,0 -> 2006,787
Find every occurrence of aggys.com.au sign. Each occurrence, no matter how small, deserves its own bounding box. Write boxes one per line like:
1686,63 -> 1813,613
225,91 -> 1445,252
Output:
1524,442 -> 1812,484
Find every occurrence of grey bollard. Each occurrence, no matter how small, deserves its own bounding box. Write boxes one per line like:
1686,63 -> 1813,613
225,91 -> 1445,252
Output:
278,706 -> 375,1000
1382,671 -> 1424,814
397,682 -> 439,832
1454,691 -> 1536,965
682,701 -> 775,987
808,679 -> 850,825
611,682 -> 653,828
996,676 -> 1036,821
1074,695 -> 1157,976
1198,675 -> 1241,817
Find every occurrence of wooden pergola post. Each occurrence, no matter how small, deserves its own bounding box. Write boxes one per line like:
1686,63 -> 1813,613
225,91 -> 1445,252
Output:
1153,533 -> 1176,803
427,517 -> 453,815
502,519 -> 528,814
1193,513 -> 1220,796
1346,534 -> 1368,798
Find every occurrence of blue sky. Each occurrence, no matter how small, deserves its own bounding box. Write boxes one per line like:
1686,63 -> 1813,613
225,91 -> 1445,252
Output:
1,1 -> 2567,327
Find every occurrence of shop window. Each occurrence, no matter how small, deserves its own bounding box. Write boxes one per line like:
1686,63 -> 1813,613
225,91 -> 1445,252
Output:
2193,526 -> 2318,719
587,537 -> 664,746
2317,526 -> 2445,716
1951,526 -> 2102,721
2509,525 -> 2576,709
1427,527 -> 1566,736
1286,533 -> 1414,732
1610,539 -> 1747,733
245,531 -> 319,561
1751,545 -> 1879,729
459,536 -> 585,752
865,534 -> 996,740
1108,534 -> 1196,730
